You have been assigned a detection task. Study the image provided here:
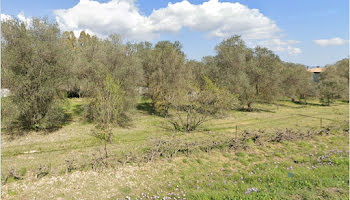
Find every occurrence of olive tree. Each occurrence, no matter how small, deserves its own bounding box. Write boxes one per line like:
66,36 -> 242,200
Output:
80,34 -> 142,125
214,36 -> 284,110
91,74 -> 125,166
1,18 -> 68,130
318,58 -> 349,105
143,41 -> 189,116
281,63 -> 315,103
168,76 -> 236,132
252,47 -> 281,98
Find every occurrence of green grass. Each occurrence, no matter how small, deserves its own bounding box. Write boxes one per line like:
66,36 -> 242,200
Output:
1,98 -> 349,199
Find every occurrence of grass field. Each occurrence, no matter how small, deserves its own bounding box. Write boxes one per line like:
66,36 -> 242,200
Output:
1,98 -> 349,199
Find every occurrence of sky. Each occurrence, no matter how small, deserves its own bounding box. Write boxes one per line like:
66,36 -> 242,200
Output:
1,0 -> 349,66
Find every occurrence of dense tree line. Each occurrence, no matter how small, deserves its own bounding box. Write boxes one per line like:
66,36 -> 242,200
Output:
1,18 -> 348,131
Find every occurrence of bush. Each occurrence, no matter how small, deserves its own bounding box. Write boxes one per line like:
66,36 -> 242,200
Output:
87,74 -> 127,166
168,76 -> 236,132
84,74 -> 128,127
39,103 -> 66,130
1,98 -> 19,131
2,18 -> 68,130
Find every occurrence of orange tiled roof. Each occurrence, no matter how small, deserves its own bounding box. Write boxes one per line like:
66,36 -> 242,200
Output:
308,67 -> 324,73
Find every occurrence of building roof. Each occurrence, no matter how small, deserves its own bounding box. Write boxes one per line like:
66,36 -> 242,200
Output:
308,67 -> 324,73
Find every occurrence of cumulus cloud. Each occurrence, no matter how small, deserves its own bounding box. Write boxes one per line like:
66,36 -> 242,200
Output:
17,12 -> 33,25
257,39 -> 301,55
1,14 -> 13,21
3,0 -> 301,55
54,0 -> 155,40
54,0 -> 280,40
313,37 -> 348,47
1,12 -> 32,26
148,0 -> 280,40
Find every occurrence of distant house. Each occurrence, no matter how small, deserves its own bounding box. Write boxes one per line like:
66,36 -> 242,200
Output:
307,67 -> 324,82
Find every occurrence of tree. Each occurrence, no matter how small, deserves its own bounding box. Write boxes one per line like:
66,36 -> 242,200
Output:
61,31 -> 78,97
248,46 -> 282,104
214,35 -> 255,109
91,74 -> 125,166
186,60 -> 203,86
82,34 -> 141,125
94,34 -> 143,110
318,58 -> 349,105
329,58 -> 349,100
1,18 -> 68,129
73,31 -> 101,97
281,63 -> 315,103
143,41 -> 190,116
168,76 -> 236,132
214,36 -> 284,110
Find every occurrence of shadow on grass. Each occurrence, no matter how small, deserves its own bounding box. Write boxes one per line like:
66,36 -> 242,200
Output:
1,128 -> 31,141
236,107 -> 275,113
137,102 -> 163,116
291,101 -> 326,107
61,112 -> 73,126
278,99 -> 330,107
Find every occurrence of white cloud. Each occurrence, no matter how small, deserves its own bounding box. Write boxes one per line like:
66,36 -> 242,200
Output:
1,14 -> 13,21
54,0 -> 281,40
1,12 -> 32,26
148,0 -> 280,40
286,46 -> 301,54
3,1 -> 301,55
257,39 -> 301,55
313,37 -> 348,47
17,12 -> 32,26
54,0 -> 155,40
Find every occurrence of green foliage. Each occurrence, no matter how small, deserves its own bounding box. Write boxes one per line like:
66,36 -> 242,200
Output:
211,35 -> 284,109
39,103 -> 66,129
90,74 -> 125,128
141,40 -> 189,116
63,32 -> 142,107
249,46 -> 282,103
318,58 -> 349,105
90,74 -> 125,166
281,62 -> 315,103
1,98 -> 19,131
168,76 -> 236,132
1,18 -> 68,130
1,14 -> 348,133
19,168 -> 27,176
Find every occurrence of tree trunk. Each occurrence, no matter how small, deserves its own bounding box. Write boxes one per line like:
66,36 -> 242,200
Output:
164,106 -> 169,118
327,96 -> 330,106
104,141 -> 108,167
186,107 -> 191,132
247,102 -> 252,111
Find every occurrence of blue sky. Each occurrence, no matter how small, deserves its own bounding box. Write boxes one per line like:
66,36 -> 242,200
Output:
2,0 -> 349,66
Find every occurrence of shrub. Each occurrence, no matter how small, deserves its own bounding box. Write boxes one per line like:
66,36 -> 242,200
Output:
2,18 -> 68,130
89,74 -> 126,166
39,103 -> 66,130
168,76 -> 236,132
1,98 -> 19,131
